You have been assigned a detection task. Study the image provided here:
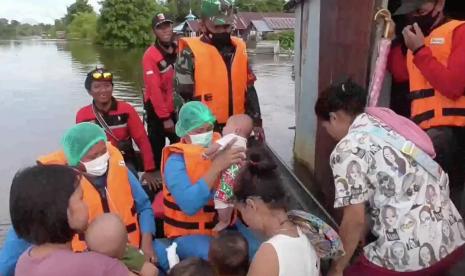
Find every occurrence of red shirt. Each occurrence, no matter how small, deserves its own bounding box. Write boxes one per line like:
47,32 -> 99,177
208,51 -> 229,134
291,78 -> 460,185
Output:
142,45 -> 175,119
412,23 -> 465,100
387,44 -> 409,83
76,99 -> 155,172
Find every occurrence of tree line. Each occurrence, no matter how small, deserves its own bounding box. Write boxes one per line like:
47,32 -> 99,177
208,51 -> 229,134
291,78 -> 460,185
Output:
1,0 -> 285,47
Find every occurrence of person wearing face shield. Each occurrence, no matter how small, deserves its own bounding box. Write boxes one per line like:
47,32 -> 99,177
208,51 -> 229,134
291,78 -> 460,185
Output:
174,0 -> 264,141
157,102 -> 260,270
397,0 -> 465,216
0,123 -> 161,274
142,14 -> 180,187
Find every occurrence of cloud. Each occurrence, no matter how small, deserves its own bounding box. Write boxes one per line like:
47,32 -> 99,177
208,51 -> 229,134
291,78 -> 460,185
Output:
0,0 -> 101,24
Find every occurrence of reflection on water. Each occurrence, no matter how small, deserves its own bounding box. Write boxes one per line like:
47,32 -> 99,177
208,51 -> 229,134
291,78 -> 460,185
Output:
0,40 -> 295,240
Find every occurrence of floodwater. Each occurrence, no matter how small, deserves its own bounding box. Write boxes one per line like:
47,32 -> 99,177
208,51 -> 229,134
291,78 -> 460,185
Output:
0,39 -> 295,240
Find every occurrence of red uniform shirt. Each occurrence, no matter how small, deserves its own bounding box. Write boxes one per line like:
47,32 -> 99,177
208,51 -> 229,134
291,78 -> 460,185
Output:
76,99 -> 155,172
142,45 -> 175,120
388,44 -> 409,84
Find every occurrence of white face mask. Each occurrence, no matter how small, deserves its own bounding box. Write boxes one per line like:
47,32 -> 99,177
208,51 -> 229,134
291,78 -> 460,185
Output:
189,130 -> 213,148
81,152 -> 110,176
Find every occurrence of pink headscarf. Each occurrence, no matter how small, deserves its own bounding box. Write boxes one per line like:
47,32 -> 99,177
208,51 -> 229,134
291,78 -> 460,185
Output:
365,107 -> 436,158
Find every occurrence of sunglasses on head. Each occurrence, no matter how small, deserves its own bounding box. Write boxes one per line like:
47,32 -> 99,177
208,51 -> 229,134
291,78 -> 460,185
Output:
92,71 -> 113,81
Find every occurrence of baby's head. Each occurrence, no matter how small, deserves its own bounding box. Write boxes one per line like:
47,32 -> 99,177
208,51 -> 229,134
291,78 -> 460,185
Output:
209,232 -> 249,276
85,213 -> 128,259
168,257 -> 216,276
223,114 -> 253,138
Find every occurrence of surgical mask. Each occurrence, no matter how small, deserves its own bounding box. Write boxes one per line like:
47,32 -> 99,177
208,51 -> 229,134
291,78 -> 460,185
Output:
81,152 -> 110,176
407,8 -> 440,36
208,32 -> 232,49
189,131 -> 213,148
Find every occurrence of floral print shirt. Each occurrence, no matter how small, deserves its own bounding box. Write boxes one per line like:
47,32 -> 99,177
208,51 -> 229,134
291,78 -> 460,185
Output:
330,113 -> 465,271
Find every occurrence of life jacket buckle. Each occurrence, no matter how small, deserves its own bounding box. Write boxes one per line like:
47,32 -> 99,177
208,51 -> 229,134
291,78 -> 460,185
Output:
401,141 -> 415,156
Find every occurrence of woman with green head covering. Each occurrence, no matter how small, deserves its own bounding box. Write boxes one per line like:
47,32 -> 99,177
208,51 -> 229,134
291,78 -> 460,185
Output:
0,122 -> 161,275
159,102 -> 250,267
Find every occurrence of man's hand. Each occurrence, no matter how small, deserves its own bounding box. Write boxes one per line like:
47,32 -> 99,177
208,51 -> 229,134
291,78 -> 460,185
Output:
141,171 -> 162,191
163,119 -> 175,133
253,126 -> 265,142
402,23 -> 425,52
141,233 -> 157,264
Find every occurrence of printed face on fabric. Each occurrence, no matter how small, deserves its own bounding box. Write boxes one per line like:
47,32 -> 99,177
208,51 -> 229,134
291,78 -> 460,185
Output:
329,113 -> 465,272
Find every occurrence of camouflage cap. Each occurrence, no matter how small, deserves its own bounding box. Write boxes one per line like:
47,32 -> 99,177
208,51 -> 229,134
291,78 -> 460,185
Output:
201,0 -> 234,26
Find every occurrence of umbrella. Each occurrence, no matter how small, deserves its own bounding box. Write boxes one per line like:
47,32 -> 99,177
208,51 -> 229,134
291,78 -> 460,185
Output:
368,9 -> 395,107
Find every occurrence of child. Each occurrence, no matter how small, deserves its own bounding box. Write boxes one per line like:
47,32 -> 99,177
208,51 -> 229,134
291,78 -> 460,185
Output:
168,257 -> 216,276
85,213 -> 158,276
209,232 -> 249,276
203,114 -> 254,231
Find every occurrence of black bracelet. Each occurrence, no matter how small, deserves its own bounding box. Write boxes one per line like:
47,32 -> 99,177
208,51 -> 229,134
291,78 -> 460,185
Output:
413,45 -> 426,55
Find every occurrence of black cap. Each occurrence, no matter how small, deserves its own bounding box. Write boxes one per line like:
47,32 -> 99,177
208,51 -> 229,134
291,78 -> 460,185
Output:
152,13 -> 174,29
84,68 -> 113,91
394,0 -> 434,15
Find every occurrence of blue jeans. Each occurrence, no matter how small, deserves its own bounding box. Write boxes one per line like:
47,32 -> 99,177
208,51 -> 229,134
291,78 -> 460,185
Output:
154,220 -> 262,272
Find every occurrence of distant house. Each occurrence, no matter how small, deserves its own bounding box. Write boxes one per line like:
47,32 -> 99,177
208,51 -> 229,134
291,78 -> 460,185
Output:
55,31 -> 66,39
174,10 -> 201,37
234,12 -> 295,41
249,20 -> 273,40
174,11 -> 295,41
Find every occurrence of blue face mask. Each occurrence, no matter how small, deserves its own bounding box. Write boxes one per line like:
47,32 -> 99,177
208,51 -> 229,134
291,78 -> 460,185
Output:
189,131 -> 213,148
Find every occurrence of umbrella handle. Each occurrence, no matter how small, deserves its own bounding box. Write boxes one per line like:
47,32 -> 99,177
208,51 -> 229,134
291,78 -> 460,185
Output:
374,9 -> 394,40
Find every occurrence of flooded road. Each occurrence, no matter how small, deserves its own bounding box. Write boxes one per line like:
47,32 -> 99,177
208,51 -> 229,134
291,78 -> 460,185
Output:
0,39 -> 295,238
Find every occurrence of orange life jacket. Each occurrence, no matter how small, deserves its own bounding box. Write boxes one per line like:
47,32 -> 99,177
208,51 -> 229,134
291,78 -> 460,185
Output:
161,134 -> 222,238
178,37 -> 248,124
37,143 -> 140,252
407,20 -> 465,130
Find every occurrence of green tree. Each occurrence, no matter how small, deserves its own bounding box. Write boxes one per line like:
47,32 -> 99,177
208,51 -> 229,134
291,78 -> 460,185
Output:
63,0 -> 94,25
235,0 -> 285,12
54,19 -> 66,31
97,0 -> 166,47
67,12 -> 98,41
165,0 -> 201,22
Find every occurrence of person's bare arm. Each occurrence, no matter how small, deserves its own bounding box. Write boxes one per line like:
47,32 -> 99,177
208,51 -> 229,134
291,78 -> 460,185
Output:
139,262 -> 158,276
247,243 -> 279,276
328,203 -> 366,276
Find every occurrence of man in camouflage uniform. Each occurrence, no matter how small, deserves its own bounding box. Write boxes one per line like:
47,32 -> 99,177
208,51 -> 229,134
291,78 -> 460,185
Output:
175,0 -> 264,139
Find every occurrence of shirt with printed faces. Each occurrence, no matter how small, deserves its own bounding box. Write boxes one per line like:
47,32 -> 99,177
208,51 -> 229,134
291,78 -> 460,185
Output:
330,113 -> 465,272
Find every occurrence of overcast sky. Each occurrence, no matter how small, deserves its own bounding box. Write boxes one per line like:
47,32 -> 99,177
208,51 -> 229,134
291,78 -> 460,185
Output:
0,0 -> 101,24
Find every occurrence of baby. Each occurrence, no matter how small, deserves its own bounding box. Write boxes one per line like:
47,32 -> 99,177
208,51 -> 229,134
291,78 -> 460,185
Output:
203,114 -> 254,232
209,232 -> 249,276
85,213 -> 158,276
168,257 -> 215,276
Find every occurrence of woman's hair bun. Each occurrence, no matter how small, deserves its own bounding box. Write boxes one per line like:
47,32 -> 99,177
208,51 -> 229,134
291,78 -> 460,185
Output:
247,147 -> 277,174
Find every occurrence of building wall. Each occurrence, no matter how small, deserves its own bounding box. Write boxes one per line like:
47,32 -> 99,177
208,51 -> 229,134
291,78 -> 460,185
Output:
293,0 -> 385,215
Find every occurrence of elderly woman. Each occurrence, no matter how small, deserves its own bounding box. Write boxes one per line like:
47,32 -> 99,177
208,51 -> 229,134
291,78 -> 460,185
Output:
159,101 -> 258,268
10,165 -> 130,275
315,79 -> 465,275
233,146 -> 322,276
